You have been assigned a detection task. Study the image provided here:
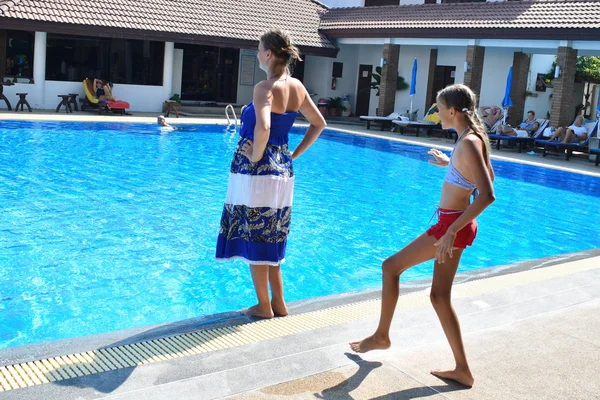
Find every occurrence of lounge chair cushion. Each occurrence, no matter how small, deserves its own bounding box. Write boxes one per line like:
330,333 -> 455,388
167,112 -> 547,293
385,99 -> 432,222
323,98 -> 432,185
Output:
106,100 -> 131,110
424,103 -> 441,124
360,112 -> 401,121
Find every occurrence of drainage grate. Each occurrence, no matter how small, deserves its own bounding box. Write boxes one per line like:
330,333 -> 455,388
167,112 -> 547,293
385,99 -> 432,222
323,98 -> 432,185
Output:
1,256 -> 597,392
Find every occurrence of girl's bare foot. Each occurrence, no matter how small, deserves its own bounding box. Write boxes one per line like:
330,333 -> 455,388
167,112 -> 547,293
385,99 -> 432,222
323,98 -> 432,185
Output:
244,304 -> 274,319
430,368 -> 474,387
349,334 -> 391,353
271,298 -> 288,317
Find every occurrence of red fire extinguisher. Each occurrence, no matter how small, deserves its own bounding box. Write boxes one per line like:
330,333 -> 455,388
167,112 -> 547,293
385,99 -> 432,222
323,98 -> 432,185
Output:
331,77 -> 336,90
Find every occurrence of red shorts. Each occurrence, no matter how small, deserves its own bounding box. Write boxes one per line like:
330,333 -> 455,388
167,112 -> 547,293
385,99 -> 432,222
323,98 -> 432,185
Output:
426,208 -> 477,249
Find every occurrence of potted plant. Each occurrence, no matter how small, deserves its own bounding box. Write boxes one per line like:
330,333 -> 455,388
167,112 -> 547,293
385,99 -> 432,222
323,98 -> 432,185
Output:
326,96 -> 347,116
169,94 -> 182,105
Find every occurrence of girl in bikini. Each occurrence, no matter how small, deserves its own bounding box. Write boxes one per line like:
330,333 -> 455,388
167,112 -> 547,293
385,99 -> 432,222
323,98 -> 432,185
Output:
350,84 -> 495,388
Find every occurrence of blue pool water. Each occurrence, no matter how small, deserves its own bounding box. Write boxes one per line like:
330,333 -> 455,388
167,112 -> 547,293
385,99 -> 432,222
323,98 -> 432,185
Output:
1,120 -> 599,349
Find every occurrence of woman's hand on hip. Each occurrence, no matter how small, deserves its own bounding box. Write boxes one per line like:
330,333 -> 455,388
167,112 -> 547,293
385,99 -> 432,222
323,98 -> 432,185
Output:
241,140 -> 254,160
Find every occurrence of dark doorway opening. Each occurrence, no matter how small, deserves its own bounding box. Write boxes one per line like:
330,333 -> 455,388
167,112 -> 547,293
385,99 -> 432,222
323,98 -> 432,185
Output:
177,44 -> 239,103
356,64 -> 372,116
429,65 -> 456,107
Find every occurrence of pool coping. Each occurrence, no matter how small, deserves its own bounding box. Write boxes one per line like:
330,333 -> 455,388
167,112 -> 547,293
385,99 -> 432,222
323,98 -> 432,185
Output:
321,124 -> 600,178
2,112 -> 599,177
2,247 -> 600,367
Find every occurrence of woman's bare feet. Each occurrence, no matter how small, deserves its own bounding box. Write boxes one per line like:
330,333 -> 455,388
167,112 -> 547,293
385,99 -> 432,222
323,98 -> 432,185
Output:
349,334 -> 391,353
244,304 -> 274,319
430,368 -> 474,387
271,298 -> 288,317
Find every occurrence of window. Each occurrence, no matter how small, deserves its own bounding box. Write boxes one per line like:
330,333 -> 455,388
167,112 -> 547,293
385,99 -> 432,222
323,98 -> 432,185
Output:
45,34 -> 164,85
2,30 -> 35,79
332,62 -> 343,78
364,0 -> 399,6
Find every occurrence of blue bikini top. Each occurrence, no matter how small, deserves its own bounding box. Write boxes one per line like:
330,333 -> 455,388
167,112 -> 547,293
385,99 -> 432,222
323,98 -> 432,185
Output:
444,129 -> 478,192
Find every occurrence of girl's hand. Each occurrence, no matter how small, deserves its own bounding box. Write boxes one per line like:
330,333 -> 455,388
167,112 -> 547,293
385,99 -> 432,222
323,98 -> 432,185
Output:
433,231 -> 456,264
241,140 -> 254,160
428,149 -> 450,167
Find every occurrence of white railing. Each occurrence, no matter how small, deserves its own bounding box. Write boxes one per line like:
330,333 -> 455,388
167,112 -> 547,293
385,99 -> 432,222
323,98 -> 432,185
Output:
225,104 -> 238,131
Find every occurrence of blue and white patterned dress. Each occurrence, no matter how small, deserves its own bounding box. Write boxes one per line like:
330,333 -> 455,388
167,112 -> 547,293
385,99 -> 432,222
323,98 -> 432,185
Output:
216,102 -> 299,266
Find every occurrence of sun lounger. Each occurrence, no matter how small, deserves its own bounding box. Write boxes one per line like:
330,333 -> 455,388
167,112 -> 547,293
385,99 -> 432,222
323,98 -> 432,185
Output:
392,119 -> 437,137
535,120 -> 599,160
82,78 -> 131,114
486,119 -> 503,134
360,112 -> 405,130
488,119 -> 548,153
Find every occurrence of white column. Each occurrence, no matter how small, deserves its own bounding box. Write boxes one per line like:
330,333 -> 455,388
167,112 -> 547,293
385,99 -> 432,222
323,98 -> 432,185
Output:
33,31 -> 47,109
172,48 -> 184,98
162,42 -> 174,101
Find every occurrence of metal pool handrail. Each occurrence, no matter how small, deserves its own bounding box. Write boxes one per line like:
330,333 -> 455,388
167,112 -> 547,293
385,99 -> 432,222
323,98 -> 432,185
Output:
225,104 -> 238,130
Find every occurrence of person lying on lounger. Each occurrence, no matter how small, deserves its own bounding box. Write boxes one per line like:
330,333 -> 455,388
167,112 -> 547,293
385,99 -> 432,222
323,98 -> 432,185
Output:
496,110 -> 539,137
479,105 -> 502,132
548,115 -> 588,143
93,79 -> 117,111
93,79 -> 116,101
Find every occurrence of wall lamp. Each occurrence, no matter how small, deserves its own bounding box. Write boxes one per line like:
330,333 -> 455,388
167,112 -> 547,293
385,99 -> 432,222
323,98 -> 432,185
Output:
464,61 -> 471,72
554,65 -> 561,78
380,58 -> 387,68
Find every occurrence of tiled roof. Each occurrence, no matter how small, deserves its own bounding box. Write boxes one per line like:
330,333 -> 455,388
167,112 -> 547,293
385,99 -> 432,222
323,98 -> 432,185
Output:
320,0 -> 600,31
0,0 -> 336,50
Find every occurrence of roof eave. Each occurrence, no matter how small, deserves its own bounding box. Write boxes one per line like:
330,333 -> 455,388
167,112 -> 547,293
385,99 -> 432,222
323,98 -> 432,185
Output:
298,44 -> 339,58
320,27 -> 600,42
0,17 -> 338,57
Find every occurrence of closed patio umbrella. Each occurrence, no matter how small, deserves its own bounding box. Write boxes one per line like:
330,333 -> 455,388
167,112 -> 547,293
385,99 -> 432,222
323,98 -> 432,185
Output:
409,58 -> 417,115
501,66 -> 513,124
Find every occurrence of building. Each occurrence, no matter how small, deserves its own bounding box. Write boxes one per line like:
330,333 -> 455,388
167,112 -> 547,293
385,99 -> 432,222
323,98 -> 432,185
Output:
315,0 -> 600,127
0,0 -> 337,112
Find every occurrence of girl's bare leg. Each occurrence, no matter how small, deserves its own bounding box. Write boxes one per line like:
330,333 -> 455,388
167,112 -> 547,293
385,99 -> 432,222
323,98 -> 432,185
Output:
429,249 -> 474,387
246,264 -> 274,318
350,233 -> 438,353
269,265 -> 288,316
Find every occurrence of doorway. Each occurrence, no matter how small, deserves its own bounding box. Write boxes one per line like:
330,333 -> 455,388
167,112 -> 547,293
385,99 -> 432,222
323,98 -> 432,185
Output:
217,48 -> 239,103
356,64 -> 372,116
428,65 -> 456,107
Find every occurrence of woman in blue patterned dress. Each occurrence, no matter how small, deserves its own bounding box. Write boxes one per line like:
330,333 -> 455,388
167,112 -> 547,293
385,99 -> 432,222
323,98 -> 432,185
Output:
216,29 -> 326,319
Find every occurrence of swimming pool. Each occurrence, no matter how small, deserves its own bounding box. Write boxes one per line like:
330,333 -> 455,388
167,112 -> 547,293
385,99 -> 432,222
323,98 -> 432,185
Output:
1,120 -> 599,349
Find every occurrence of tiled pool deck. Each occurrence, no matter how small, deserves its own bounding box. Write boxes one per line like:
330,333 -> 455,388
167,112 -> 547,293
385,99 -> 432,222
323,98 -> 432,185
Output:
1,111 -> 599,399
